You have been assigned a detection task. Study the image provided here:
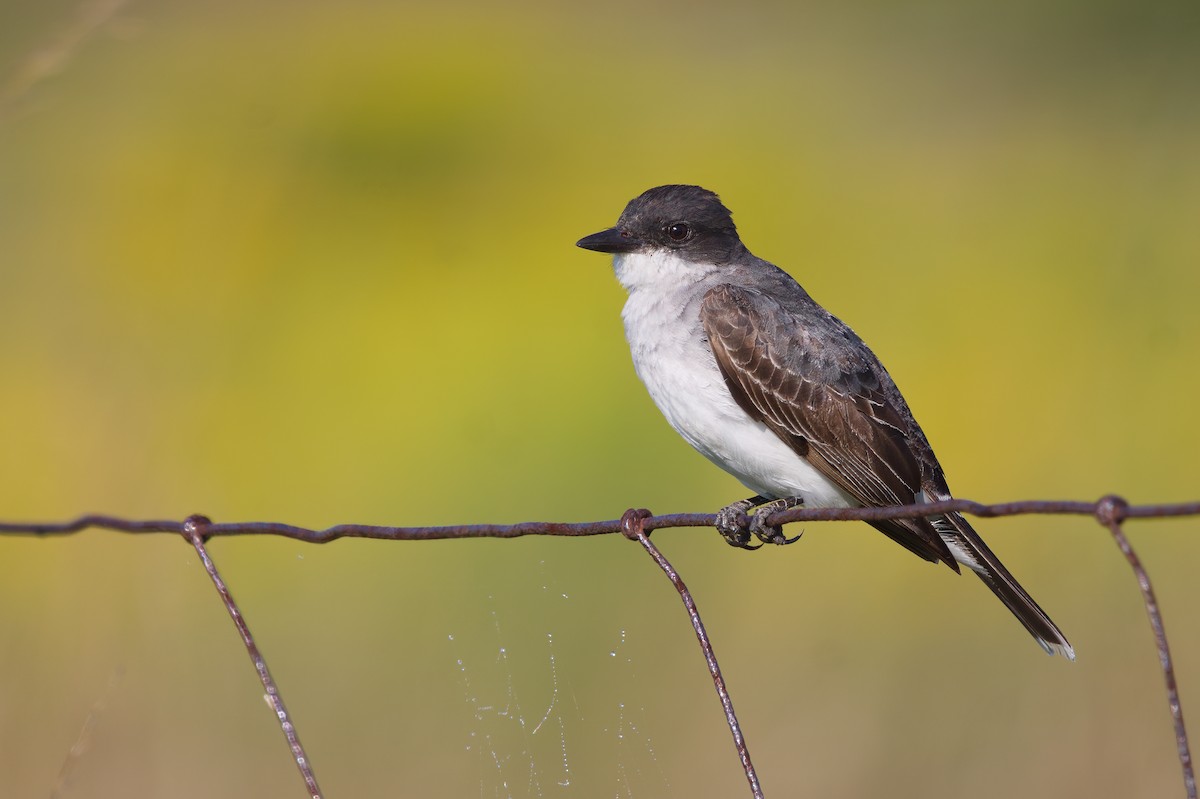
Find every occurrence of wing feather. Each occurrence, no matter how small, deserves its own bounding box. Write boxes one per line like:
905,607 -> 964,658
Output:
700,283 -> 954,567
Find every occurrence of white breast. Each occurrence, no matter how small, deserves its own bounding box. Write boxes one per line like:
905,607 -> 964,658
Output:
614,252 -> 856,509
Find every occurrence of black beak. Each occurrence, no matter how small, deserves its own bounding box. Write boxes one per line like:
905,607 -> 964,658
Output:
576,227 -> 640,254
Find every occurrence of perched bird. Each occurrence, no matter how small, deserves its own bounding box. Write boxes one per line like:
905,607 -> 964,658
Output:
577,184 -> 1073,659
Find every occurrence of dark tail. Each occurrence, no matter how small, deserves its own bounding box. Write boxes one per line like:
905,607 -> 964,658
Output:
937,512 -> 1074,660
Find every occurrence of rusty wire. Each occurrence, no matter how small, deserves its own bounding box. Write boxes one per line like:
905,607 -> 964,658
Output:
2,494 -> 1196,798
183,515 -> 323,799
621,507 -> 764,799
5,496 -> 1198,542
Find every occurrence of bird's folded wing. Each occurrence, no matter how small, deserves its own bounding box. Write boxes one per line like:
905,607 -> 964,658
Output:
700,283 -> 954,566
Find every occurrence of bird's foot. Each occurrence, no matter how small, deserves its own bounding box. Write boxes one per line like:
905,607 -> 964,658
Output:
715,496 -> 805,548
748,497 -> 805,545
715,496 -> 763,549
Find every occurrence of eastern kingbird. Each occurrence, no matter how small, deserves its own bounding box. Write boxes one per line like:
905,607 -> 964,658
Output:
577,184 -> 1073,659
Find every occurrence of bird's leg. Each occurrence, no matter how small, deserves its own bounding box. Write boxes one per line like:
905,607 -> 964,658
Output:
748,496 -> 805,545
715,495 -> 768,549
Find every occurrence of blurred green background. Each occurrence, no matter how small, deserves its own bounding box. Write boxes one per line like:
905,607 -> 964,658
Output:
2,0 -> 1198,796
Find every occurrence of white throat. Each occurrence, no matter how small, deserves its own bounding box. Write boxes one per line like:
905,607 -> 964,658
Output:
613,250 -> 720,294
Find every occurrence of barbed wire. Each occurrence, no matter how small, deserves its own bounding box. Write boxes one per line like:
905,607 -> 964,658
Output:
3,494 -> 1195,799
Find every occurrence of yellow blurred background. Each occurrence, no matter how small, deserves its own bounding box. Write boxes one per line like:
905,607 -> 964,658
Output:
2,0 -> 1198,796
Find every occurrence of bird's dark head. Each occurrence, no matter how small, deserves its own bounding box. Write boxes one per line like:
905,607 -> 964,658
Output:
576,185 -> 744,265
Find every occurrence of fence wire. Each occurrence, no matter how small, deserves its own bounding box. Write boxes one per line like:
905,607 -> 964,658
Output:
3,494 -> 1196,799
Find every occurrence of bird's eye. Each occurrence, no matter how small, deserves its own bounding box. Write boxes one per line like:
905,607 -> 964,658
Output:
666,222 -> 691,242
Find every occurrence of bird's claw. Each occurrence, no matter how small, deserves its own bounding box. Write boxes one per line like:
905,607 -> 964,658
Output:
749,513 -> 803,546
715,496 -> 804,549
750,496 -> 805,544
715,499 -> 758,549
